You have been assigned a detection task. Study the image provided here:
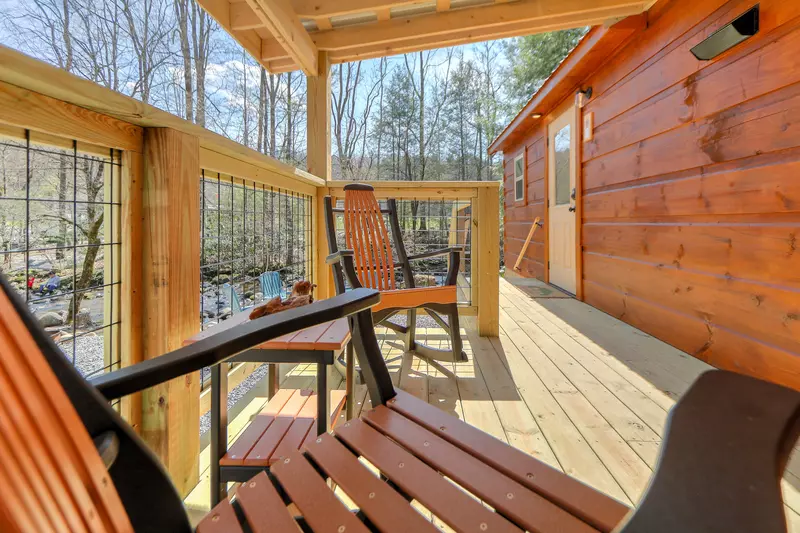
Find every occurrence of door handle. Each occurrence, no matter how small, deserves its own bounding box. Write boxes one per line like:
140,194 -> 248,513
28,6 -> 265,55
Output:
568,206 -> 576,212
570,187 -> 577,200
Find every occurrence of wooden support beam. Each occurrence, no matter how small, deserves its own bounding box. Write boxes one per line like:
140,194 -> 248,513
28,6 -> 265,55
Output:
245,0 -> 319,75
141,128 -> 201,498
476,185 -> 500,337
260,0 -> 648,70
291,0 -> 426,18
230,2 -> 263,30
263,7 -> 638,70
307,51 -> 332,299
310,0 -> 647,51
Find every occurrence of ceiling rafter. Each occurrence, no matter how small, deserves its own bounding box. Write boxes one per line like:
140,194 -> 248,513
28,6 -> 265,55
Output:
244,0 -> 318,75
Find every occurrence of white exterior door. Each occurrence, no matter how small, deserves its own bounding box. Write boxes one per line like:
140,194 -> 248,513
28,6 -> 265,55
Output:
548,106 -> 577,294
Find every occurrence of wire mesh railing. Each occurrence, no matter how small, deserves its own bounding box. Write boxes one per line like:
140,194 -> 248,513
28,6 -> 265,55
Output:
0,130 -> 122,388
199,170 -> 313,390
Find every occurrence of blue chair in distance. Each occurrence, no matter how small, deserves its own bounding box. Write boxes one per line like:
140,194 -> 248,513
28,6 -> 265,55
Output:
259,271 -> 283,300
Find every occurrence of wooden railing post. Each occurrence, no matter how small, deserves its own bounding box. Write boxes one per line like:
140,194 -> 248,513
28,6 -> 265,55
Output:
120,149 -> 144,432
307,50 -> 332,299
141,127 -> 201,497
476,185 -> 500,336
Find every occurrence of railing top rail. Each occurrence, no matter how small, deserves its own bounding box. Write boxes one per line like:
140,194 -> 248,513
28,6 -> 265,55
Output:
0,45 -> 325,190
327,180 -> 500,199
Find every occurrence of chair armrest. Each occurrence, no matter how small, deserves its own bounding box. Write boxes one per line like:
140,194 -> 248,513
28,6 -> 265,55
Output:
616,370 -> 800,533
90,288 -> 380,400
326,250 -> 363,290
406,246 -> 464,262
326,249 -> 355,265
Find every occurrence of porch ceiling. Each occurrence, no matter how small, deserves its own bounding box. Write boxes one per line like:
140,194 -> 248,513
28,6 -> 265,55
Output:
196,0 -> 650,75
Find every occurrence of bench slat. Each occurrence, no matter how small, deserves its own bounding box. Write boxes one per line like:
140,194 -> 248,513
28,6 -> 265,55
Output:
244,390 -> 311,466
286,322 -> 335,349
335,418 -> 522,533
300,389 -> 348,450
364,406 -> 599,533
196,499 -> 244,533
268,394 -> 317,465
305,432 -> 438,533
271,451 -> 369,533
236,472 -> 298,533
387,390 -> 628,532
221,388 -> 295,465
315,319 -> 351,350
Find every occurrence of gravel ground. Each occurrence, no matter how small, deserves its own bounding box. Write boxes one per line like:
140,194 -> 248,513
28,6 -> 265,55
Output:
199,363 -> 270,435
58,335 -> 106,377
386,313 -> 445,329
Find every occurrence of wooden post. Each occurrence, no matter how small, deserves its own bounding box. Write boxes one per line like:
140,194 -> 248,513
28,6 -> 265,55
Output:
307,51 -> 332,299
120,149 -> 144,431
476,186 -> 500,337
141,128 -> 201,497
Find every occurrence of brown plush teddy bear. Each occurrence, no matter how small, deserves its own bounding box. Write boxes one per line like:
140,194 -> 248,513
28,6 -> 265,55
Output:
248,281 -> 317,320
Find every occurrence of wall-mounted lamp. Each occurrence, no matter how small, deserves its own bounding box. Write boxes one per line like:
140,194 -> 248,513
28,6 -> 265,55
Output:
691,5 -> 759,60
576,87 -> 592,108
531,113 -> 542,119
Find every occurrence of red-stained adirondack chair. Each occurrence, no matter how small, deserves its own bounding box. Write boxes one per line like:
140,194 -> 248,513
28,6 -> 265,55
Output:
325,183 -> 467,363
1,270 -> 799,533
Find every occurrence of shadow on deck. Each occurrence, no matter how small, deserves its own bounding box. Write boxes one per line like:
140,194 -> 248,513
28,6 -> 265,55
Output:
185,276 -> 800,530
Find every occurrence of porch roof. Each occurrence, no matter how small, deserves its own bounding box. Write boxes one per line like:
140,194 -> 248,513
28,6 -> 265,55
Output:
195,0 -> 650,75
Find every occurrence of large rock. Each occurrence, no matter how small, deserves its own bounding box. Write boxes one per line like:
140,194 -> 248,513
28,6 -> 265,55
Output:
74,308 -> 92,328
38,311 -> 65,328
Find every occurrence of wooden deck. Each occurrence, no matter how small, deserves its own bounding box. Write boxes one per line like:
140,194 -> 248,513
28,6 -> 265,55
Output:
186,276 -> 800,529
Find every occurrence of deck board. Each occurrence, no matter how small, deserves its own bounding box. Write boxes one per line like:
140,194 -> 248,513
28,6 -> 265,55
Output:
185,277 -> 800,531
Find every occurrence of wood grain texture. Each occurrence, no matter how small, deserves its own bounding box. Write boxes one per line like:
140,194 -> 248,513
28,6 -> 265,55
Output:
0,80 -> 143,152
499,0 -> 800,388
141,128 -> 201,496
120,149 -> 144,432
477,186 -> 500,336
0,288 -> 134,533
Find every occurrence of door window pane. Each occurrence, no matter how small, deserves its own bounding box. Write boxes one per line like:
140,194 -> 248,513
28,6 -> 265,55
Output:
554,124 -> 571,206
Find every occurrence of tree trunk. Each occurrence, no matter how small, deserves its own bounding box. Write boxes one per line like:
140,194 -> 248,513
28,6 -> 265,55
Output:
258,67 -> 266,153
175,0 -> 193,122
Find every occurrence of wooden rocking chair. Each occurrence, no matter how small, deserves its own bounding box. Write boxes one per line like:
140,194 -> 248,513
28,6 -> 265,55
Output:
325,183 -> 467,363
1,270 -> 799,533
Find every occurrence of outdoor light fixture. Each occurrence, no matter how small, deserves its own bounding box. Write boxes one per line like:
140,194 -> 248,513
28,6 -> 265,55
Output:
576,87 -> 592,108
691,5 -> 759,60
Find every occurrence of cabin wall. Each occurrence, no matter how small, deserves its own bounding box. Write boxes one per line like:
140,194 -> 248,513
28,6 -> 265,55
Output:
503,124 -> 547,279
504,0 -> 800,389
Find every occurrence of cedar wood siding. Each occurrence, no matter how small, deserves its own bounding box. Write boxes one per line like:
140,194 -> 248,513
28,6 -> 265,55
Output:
504,124 -> 547,279
503,0 -> 800,390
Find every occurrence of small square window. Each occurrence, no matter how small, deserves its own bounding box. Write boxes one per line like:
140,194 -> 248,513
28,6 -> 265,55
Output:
513,154 -> 525,202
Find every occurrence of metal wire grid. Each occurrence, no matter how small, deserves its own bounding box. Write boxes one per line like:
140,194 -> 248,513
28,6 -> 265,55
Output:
199,170 -> 313,390
332,197 -> 473,305
0,132 -> 122,386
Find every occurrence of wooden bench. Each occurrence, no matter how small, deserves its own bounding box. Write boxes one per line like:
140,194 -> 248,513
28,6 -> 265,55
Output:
185,313 -> 355,506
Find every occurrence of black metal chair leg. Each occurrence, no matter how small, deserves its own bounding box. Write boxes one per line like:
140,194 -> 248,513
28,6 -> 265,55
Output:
404,309 -> 417,352
210,364 -> 228,507
447,303 -> 468,362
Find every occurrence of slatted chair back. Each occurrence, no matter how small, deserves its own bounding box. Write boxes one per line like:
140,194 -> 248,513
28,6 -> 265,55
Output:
342,184 -> 397,291
259,271 -> 283,299
0,286 -> 134,533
